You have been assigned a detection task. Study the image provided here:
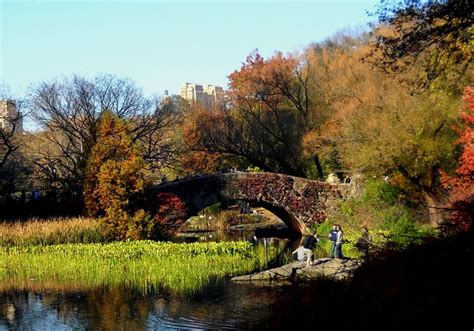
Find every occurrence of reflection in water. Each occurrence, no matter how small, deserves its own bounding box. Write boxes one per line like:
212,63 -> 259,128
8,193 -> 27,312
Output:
0,282 -> 278,330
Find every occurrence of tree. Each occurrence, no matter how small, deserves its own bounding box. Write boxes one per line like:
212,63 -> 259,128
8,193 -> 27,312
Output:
369,0 -> 473,93
30,74 -> 177,195
84,111 -> 153,240
303,34 -> 376,176
443,76 -> 474,229
187,51 -> 321,178
23,129 -> 77,193
302,33 -> 461,226
0,98 -> 30,196
163,101 -> 233,176
337,90 -> 459,227
0,100 -> 23,169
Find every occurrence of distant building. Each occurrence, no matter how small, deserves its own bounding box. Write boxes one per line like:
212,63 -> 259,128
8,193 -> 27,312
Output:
160,89 -> 172,106
203,84 -> 225,107
0,100 -> 23,134
180,82 -> 224,108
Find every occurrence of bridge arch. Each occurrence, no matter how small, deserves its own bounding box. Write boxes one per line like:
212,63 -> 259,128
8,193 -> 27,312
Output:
148,172 -> 347,235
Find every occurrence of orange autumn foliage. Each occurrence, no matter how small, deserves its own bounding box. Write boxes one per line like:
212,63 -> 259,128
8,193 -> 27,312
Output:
184,51 -> 312,177
180,105 -> 227,174
84,111 -> 153,240
228,51 -> 302,114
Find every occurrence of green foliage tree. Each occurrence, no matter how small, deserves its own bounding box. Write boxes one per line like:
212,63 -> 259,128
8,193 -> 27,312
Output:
84,111 -> 153,240
337,91 -> 459,226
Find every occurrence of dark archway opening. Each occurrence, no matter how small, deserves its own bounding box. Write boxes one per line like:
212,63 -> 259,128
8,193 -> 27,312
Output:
179,199 -> 302,239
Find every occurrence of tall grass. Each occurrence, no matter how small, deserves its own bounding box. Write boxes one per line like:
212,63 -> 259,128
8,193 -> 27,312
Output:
0,217 -> 105,246
0,241 -> 260,294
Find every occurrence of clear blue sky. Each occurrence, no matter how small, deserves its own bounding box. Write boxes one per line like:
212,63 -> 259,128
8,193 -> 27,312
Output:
1,0 -> 379,97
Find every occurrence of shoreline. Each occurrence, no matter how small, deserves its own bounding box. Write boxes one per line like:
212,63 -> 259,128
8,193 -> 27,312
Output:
232,258 -> 362,284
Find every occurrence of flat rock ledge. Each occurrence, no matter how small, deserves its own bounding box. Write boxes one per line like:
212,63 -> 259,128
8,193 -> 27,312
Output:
231,258 -> 361,284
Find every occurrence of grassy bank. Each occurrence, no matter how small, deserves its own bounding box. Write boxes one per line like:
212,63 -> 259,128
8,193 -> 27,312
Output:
0,217 -> 105,246
0,241 -> 260,294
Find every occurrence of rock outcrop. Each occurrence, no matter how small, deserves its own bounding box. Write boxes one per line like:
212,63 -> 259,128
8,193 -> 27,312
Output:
231,258 -> 361,284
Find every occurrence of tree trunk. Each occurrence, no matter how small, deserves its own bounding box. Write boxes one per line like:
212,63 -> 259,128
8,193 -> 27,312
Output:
423,191 -> 446,228
312,155 -> 324,180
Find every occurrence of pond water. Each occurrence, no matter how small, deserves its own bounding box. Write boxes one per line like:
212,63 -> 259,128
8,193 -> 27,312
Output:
0,281 -> 280,330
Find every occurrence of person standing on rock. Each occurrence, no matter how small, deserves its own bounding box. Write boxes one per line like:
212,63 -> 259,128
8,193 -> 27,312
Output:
328,225 -> 338,259
335,225 -> 345,259
302,232 -> 319,268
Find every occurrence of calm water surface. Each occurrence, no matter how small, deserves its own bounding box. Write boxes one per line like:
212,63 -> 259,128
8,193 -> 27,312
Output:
0,281 -> 280,330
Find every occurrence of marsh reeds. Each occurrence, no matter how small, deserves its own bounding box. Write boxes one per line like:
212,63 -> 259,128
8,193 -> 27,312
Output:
0,217 -> 105,246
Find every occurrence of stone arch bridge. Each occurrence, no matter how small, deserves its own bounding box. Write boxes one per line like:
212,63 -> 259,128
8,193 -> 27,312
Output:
148,171 -> 353,235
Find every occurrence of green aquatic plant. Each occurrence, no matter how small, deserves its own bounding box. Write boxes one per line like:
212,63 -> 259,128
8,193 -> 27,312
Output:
0,241 -> 260,294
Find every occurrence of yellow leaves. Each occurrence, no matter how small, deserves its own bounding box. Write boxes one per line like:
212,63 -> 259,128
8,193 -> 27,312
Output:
337,89 -> 459,181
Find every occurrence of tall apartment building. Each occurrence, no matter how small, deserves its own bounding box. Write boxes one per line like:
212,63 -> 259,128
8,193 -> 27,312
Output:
0,100 -> 23,134
180,82 -> 224,108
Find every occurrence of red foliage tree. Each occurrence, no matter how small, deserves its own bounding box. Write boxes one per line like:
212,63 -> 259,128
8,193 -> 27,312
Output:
154,192 -> 188,239
444,76 -> 474,229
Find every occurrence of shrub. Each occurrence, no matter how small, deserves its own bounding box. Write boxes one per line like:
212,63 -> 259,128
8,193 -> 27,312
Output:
154,192 -> 188,239
328,179 -> 432,253
381,207 -> 426,248
362,179 -> 404,206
